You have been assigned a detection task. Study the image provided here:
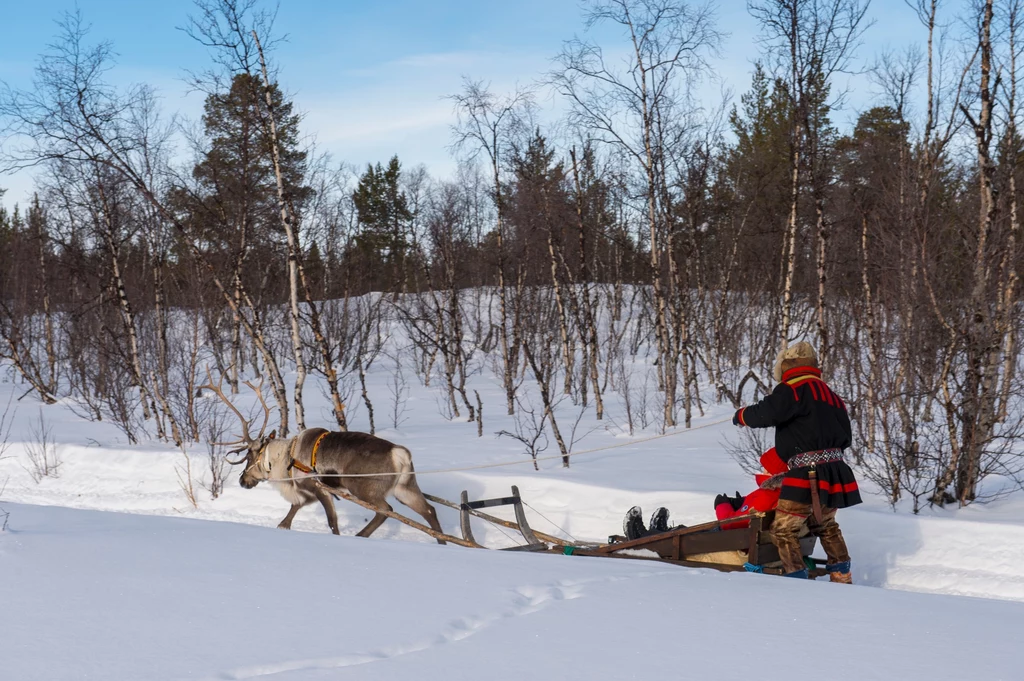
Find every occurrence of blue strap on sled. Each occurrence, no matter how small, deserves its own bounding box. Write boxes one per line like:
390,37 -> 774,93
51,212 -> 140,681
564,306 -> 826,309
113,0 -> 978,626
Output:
745,562 -> 807,578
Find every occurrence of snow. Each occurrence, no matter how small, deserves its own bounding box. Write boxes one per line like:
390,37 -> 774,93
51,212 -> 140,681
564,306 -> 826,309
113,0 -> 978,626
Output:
2,343 -> 1024,679
3,502 -> 1022,681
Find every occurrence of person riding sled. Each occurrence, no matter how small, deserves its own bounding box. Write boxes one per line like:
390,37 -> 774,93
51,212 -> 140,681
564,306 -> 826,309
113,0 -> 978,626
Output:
713,447 -> 788,530
623,447 -> 789,539
733,341 -> 860,583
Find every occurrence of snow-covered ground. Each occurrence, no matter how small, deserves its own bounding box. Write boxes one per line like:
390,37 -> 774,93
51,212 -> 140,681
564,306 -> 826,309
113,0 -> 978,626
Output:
4,501 -> 1023,681
2,355 -> 1024,679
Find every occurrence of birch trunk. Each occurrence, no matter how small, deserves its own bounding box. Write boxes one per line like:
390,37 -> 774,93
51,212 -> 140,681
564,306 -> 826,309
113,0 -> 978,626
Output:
492,150 -> 516,415
252,33 -> 306,432
622,16 -> 671,415
543,189 -> 575,397
860,215 -> 878,451
297,255 -> 349,430
779,3 -> 803,350
230,275 -> 243,394
815,197 -> 828,367
228,207 -> 249,395
998,2 -> 1021,423
95,179 -> 153,423
570,148 -> 603,420
958,0 -> 999,504
780,118 -> 802,350
522,342 -> 571,467
152,255 -> 183,445
34,200 -> 57,394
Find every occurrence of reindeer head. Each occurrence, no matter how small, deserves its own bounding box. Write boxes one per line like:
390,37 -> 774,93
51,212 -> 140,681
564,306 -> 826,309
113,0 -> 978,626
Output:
236,430 -> 278,488
199,369 -> 277,490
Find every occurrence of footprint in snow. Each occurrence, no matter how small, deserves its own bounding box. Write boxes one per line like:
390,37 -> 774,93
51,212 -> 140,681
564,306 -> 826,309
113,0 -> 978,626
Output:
205,576 -> 637,680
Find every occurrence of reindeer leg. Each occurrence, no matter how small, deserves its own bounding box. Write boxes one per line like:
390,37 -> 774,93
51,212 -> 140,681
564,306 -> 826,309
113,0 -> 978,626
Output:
312,486 -> 340,535
278,498 -> 314,530
394,481 -> 447,545
355,501 -> 393,538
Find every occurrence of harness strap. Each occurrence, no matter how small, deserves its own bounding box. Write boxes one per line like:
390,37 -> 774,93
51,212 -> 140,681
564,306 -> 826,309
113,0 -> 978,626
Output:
286,437 -> 307,474
310,431 -> 329,470
287,431 -> 330,474
290,459 -> 314,474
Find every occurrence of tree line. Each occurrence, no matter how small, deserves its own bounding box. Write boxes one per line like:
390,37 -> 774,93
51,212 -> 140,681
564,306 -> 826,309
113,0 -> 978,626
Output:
1,0 -> 1022,509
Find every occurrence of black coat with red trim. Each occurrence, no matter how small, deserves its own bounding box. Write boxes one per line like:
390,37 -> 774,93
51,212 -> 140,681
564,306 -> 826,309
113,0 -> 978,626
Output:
736,366 -> 861,509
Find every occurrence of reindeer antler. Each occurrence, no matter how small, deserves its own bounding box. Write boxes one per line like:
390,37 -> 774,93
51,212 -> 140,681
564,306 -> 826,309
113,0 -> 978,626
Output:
242,376 -> 272,441
198,367 -> 256,458
198,368 -> 279,466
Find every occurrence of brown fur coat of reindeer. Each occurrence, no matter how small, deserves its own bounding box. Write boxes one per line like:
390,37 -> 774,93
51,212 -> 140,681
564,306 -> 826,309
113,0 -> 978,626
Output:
202,373 -> 445,543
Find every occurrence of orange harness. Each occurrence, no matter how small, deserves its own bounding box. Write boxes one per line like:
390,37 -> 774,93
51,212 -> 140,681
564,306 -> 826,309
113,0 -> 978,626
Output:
289,431 -> 329,474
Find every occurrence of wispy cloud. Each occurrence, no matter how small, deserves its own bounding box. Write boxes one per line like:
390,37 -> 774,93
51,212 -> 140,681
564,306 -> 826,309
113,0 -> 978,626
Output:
302,100 -> 454,146
293,48 -> 553,171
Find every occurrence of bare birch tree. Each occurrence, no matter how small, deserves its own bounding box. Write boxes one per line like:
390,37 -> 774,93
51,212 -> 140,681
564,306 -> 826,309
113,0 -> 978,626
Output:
450,80 -> 532,415
552,0 -> 720,429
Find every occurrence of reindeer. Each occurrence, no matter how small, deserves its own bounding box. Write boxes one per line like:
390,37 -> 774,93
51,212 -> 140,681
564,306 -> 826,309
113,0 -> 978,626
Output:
202,373 -> 446,543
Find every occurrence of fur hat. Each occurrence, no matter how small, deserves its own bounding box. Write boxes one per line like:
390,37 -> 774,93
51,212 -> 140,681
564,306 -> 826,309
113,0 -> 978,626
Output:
772,341 -> 818,383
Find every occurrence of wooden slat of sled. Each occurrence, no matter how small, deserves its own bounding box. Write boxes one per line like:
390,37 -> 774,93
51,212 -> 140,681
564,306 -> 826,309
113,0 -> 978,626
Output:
423,493 -> 568,546
589,514 -> 762,555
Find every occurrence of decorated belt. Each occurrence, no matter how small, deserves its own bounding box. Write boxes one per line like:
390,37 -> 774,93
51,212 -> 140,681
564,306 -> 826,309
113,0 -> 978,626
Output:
788,448 -> 844,470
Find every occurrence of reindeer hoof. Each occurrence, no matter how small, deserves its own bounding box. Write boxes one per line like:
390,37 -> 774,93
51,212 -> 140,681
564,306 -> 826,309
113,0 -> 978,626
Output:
277,523 -> 291,530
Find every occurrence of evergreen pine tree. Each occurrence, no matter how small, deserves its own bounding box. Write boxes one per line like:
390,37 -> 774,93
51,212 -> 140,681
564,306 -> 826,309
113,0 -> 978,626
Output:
186,73 -> 311,260
351,156 -> 413,289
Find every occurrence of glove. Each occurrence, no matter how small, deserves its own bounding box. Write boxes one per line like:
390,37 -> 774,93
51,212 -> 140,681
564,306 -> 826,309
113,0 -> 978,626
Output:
733,408 -> 745,426
714,493 -> 744,511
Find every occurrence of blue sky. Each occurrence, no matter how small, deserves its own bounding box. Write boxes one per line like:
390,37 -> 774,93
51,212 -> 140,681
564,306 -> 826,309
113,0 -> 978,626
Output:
0,0 -> 923,208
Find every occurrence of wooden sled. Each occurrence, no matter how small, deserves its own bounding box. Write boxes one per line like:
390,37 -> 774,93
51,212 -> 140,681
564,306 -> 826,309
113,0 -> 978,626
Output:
555,511 -> 827,577
339,485 -> 826,577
